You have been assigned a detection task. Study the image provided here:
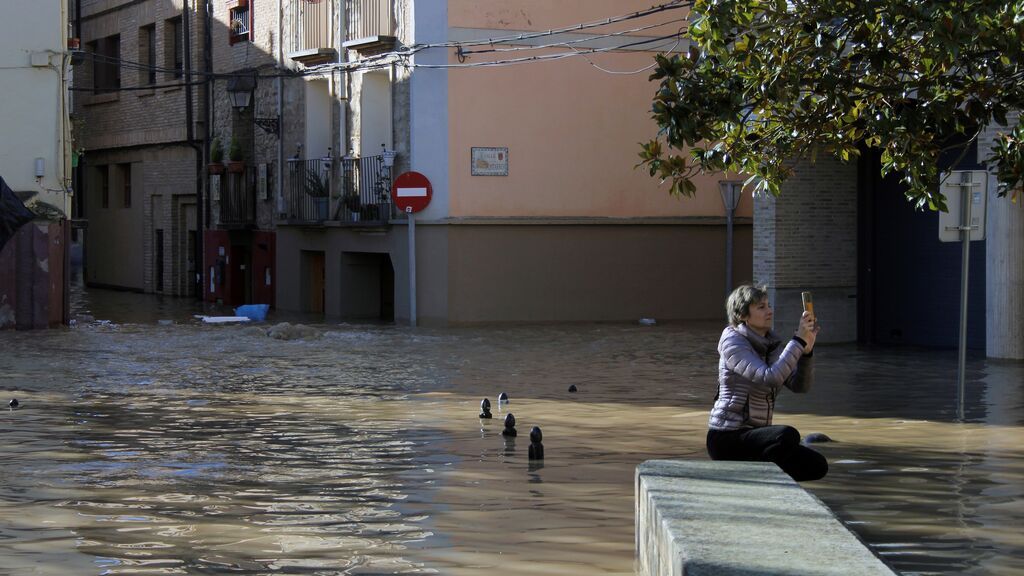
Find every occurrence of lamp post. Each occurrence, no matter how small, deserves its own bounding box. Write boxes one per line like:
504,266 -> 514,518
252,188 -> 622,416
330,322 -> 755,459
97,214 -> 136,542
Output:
226,73 -> 280,135
719,181 -> 743,297
225,74 -> 254,111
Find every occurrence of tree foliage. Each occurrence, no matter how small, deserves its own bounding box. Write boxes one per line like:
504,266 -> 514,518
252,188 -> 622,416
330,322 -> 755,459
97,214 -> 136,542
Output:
639,0 -> 1024,210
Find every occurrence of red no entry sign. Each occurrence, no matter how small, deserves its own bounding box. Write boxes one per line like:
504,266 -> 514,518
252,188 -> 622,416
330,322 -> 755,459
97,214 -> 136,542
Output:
392,171 -> 432,213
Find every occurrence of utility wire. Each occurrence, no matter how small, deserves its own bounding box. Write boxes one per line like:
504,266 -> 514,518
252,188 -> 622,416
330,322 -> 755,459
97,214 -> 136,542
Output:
75,0 -> 689,86
401,33 -> 685,70
455,17 -> 688,56
420,0 -> 688,49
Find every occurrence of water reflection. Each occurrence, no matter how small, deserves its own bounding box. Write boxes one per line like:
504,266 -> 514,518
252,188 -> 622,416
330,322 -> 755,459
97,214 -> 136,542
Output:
0,287 -> 1022,574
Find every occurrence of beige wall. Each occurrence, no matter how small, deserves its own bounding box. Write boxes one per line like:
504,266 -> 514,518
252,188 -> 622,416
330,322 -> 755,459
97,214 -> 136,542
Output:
277,220 -> 752,326
0,0 -> 70,213
447,49 -> 747,218
449,0 -> 683,31
445,1 -> 751,219
446,223 -> 752,323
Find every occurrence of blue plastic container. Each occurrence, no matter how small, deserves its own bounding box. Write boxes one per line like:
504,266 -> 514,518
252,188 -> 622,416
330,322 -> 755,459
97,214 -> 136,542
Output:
234,304 -> 269,322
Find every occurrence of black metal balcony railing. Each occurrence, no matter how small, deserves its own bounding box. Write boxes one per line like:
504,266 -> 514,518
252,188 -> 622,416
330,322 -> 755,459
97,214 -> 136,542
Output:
283,154 -> 393,224
289,0 -> 334,55
340,153 -> 393,223
286,158 -> 333,222
347,0 -> 394,41
221,170 -> 255,225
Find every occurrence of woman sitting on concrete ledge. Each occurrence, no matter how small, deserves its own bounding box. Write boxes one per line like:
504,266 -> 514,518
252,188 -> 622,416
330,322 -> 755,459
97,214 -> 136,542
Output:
706,284 -> 828,482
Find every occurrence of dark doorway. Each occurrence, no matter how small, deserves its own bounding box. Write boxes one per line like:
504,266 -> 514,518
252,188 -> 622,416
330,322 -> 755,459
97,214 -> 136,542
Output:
340,252 -> 394,322
858,146 -> 986,349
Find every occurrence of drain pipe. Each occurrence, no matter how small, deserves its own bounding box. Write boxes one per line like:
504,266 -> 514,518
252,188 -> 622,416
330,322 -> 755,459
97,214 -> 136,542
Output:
276,0 -> 284,214
183,0 -> 205,299
202,0 -> 213,300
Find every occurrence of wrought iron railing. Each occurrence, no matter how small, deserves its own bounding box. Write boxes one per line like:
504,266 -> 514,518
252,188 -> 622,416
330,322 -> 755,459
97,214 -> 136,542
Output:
285,158 -> 333,222
221,169 -> 256,225
283,154 -> 392,224
230,6 -> 251,39
347,0 -> 394,41
338,153 -> 393,223
289,0 -> 334,54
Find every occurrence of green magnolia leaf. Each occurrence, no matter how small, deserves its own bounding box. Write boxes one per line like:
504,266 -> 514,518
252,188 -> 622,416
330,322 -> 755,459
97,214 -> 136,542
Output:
638,0 -> 1024,210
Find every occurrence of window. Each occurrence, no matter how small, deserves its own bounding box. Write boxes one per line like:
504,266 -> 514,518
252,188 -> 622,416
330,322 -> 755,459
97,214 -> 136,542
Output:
139,24 -> 156,85
229,1 -> 251,45
118,163 -> 132,208
99,166 -> 109,208
165,16 -> 183,80
89,35 -> 121,93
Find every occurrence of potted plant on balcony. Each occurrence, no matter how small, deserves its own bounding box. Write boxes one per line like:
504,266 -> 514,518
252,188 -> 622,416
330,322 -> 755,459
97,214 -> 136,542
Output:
208,137 -> 225,174
227,137 -> 245,173
303,167 -> 330,220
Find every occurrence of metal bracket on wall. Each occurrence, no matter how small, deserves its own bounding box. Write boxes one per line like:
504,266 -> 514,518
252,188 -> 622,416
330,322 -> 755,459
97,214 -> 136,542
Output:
255,117 -> 280,136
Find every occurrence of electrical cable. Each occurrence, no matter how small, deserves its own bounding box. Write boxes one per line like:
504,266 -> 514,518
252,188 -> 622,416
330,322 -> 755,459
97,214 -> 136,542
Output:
72,0 -> 690,90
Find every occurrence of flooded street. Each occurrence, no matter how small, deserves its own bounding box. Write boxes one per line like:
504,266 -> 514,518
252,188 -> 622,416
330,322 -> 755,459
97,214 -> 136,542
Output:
2,287 -> 1023,575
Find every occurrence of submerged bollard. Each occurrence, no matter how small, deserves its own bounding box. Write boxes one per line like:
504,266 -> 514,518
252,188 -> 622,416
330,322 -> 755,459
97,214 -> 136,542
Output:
497,392 -> 509,404
568,384 -> 578,393
502,413 -> 517,437
528,426 -> 544,460
479,398 -> 492,419
8,399 -> 18,409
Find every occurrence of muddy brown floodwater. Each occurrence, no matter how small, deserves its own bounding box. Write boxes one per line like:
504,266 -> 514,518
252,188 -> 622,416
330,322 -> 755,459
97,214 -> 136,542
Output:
1,286 -> 1022,575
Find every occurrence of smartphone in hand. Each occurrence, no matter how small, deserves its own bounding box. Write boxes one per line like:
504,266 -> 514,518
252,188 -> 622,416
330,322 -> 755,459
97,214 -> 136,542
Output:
801,291 -> 819,330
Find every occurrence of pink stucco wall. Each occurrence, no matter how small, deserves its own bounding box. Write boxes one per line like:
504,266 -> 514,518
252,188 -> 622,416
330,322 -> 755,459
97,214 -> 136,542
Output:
446,1 -> 753,218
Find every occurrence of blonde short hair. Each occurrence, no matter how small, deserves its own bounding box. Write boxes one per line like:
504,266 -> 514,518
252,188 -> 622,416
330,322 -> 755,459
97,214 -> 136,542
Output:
726,284 -> 768,326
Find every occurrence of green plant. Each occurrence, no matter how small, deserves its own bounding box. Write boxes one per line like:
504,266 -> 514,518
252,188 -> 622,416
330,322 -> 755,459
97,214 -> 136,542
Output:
228,137 -> 243,162
210,137 -> 224,163
303,168 -> 330,197
639,0 -> 1024,210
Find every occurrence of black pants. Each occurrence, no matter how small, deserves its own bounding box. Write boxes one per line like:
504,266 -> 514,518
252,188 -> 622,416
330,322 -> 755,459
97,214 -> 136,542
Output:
706,425 -> 828,482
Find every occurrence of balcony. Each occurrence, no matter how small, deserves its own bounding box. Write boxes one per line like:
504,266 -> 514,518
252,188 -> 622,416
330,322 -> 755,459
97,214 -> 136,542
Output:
287,0 -> 337,66
343,0 -> 396,52
282,154 -> 393,225
219,173 -> 256,227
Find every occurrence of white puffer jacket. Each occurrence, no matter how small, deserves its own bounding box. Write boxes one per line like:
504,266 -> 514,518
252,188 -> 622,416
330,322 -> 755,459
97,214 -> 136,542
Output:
707,324 -> 813,431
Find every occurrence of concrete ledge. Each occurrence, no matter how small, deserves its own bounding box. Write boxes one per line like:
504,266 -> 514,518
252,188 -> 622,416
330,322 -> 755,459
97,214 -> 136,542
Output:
636,460 -> 897,576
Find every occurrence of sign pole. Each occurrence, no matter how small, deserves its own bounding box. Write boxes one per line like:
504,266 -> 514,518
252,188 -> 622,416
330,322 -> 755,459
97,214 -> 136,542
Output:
407,207 -> 416,328
956,171 -> 972,421
391,171 -> 432,328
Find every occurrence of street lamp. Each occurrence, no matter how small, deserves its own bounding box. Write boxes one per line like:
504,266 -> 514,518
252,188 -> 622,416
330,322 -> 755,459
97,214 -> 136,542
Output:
226,74 -> 280,135
720,181 -> 744,296
225,74 -> 255,111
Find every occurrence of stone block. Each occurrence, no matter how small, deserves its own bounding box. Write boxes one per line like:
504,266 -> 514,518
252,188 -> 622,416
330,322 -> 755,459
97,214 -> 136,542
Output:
636,460 -> 897,576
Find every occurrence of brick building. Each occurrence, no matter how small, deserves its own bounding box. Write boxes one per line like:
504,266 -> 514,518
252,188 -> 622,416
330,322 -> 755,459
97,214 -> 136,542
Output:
76,0 -> 206,297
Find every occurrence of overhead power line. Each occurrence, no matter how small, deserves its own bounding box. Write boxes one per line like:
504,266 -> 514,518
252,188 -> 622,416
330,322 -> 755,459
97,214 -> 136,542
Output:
73,0 -> 689,91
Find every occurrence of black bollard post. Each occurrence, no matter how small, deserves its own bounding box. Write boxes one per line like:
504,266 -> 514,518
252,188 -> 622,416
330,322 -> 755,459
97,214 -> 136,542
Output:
502,413 -> 517,437
528,426 -> 544,460
8,399 -> 18,409
479,398 -> 492,419
567,384 -> 578,393
497,392 -> 509,404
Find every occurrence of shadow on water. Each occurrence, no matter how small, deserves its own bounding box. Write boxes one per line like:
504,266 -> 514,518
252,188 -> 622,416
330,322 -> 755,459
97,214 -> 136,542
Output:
0,285 -> 1022,574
